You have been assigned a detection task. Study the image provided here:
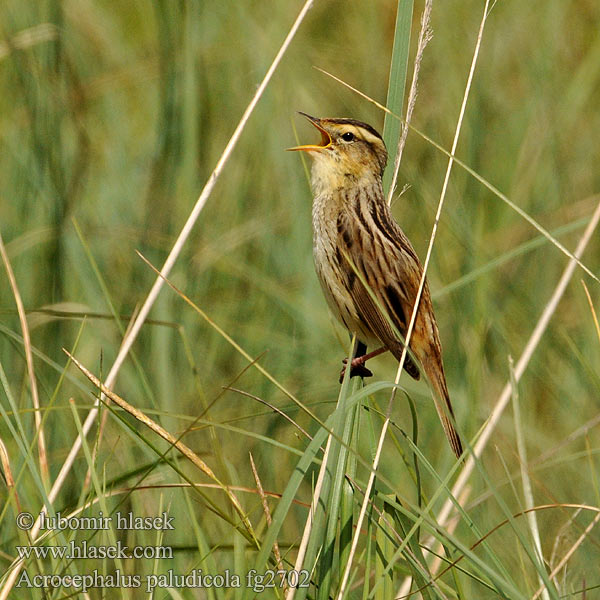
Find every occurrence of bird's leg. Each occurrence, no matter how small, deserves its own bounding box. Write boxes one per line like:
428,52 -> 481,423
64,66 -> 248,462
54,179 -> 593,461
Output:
339,343 -> 388,383
351,346 -> 388,367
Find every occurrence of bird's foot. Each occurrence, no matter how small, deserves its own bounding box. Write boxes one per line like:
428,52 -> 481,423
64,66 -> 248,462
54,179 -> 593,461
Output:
339,357 -> 373,383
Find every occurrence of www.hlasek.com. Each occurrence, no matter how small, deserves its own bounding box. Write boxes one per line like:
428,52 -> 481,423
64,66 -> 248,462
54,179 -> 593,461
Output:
16,540 -> 172,560
16,569 -> 311,593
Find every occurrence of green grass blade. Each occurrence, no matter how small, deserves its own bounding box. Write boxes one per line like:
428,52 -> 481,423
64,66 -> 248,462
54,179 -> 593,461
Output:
382,0 -> 414,195
252,424 -> 330,579
316,374 -> 362,600
374,497 -> 398,600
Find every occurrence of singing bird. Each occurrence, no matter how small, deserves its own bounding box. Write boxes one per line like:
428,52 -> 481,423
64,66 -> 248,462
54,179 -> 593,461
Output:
289,113 -> 462,458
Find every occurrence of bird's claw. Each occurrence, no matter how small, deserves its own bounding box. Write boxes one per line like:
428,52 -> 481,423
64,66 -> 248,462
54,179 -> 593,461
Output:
339,358 -> 373,383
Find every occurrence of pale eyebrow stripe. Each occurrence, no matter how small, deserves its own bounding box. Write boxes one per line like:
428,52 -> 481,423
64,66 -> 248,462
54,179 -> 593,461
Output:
340,125 -> 380,147
358,127 -> 384,148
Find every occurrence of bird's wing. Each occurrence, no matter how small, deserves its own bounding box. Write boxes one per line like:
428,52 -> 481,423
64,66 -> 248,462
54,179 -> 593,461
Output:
335,209 -> 423,380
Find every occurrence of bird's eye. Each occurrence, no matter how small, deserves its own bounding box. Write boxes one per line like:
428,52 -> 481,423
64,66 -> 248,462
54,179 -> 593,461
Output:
341,132 -> 355,142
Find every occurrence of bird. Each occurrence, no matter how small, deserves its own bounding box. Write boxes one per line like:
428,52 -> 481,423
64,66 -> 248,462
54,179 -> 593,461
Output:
288,112 -> 462,458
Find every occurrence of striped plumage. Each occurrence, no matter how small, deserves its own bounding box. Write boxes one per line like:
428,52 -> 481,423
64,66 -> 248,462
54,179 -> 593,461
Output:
289,113 -> 462,458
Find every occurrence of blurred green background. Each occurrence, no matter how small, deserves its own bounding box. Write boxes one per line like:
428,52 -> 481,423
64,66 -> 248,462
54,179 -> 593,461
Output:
1,0 -> 599,597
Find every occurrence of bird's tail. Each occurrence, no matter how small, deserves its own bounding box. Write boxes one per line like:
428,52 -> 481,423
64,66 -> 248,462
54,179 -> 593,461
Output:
424,358 -> 463,459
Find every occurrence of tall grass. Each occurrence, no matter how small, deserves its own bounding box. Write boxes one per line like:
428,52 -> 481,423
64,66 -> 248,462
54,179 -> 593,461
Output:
1,0 -> 599,598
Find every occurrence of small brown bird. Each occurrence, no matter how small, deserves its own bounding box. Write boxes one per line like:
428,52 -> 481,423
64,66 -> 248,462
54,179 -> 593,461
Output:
289,113 -> 462,458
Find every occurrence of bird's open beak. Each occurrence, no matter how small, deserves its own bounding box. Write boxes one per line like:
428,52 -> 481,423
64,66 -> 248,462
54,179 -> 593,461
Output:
287,112 -> 332,152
